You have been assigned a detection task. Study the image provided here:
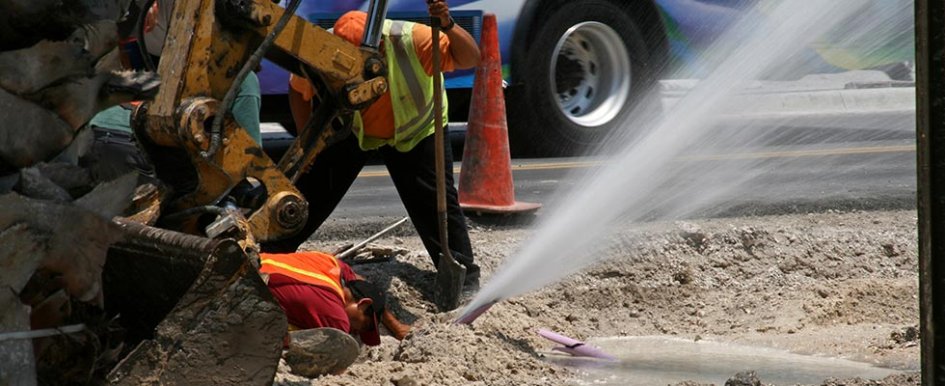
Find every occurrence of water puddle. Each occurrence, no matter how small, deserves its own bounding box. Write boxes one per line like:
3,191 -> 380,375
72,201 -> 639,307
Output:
544,336 -> 901,385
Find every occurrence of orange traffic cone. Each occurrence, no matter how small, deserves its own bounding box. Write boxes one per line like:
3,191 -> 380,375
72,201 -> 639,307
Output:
458,13 -> 541,215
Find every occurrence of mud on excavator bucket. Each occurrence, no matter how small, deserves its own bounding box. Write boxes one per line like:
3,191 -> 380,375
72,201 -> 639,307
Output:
102,219 -> 286,384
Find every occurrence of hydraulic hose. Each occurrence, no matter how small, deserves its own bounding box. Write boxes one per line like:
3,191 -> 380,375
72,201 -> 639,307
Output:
203,0 -> 302,158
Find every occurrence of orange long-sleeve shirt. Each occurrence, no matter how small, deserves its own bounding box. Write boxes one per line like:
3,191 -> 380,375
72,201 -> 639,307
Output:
289,11 -> 454,139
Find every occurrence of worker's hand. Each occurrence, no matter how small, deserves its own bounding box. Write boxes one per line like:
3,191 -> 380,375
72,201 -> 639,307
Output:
382,309 -> 412,340
426,0 -> 452,29
425,0 -> 479,69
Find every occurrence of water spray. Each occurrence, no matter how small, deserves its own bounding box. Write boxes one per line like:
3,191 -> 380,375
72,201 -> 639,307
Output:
457,0 -> 877,325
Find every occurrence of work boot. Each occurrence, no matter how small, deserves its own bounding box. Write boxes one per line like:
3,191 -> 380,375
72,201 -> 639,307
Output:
459,276 -> 480,304
463,271 -> 480,291
284,328 -> 360,378
463,264 -> 480,289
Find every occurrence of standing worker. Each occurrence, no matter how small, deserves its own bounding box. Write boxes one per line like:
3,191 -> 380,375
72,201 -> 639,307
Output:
264,1 -> 482,292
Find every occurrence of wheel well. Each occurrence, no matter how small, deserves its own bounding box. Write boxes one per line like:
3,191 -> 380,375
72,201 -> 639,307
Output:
509,0 -> 669,86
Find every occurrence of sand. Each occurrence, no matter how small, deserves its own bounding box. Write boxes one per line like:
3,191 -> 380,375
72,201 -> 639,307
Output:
273,209 -> 920,386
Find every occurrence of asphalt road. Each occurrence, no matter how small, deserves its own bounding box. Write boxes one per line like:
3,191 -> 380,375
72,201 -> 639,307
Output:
331,129 -> 917,220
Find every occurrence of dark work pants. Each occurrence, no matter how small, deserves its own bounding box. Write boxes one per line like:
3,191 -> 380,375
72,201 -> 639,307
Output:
262,130 -> 480,285
84,126 -> 156,182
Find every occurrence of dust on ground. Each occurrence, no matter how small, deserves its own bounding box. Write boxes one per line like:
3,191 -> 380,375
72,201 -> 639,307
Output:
274,209 -> 920,386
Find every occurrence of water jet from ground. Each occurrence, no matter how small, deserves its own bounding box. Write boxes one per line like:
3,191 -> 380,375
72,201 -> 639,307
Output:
460,0 -> 912,324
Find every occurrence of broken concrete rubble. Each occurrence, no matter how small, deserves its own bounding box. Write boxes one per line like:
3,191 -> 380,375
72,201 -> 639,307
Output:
0,0 -> 287,384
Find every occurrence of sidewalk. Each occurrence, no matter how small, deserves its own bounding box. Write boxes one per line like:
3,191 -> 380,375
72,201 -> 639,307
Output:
659,70 -> 916,131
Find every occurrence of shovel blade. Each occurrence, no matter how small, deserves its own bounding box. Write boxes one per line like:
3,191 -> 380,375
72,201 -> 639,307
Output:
433,252 -> 466,311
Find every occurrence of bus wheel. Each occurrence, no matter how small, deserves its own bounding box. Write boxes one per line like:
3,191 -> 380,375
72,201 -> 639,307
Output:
508,0 -> 655,156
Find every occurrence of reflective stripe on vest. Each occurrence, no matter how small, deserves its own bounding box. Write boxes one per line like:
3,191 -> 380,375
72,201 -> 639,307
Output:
260,252 -> 345,299
354,20 -> 448,152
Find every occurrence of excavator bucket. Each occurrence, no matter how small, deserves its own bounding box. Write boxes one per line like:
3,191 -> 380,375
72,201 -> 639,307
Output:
1,176 -> 287,384
102,219 -> 286,385
2,0 -> 393,381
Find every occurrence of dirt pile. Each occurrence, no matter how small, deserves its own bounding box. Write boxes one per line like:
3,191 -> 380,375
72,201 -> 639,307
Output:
275,209 -> 920,385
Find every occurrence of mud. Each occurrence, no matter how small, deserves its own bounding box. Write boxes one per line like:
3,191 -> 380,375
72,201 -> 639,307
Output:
274,209 -> 920,385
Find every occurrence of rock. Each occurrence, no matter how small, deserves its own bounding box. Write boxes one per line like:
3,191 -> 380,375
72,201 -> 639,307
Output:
27,49 -> 159,130
0,223 -> 47,296
891,326 -> 919,344
0,0 -> 131,50
725,370 -> 762,386
15,166 -> 72,201
0,87 -> 74,169
677,221 -> 708,250
0,22 -> 116,95
392,375 -> 419,386
738,227 -> 766,251
0,186 -> 132,303
0,291 -> 37,386
32,162 -> 94,197
74,172 -> 138,218
881,242 -> 900,257
673,269 -> 694,285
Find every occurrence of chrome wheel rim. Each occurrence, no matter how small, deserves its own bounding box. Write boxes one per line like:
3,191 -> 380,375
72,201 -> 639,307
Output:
550,22 -> 632,128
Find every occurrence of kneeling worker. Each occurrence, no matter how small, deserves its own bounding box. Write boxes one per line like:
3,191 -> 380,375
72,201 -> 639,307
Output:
259,250 -> 409,376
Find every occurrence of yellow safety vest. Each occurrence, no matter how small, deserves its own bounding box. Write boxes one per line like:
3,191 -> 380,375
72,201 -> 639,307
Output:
354,20 -> 449,152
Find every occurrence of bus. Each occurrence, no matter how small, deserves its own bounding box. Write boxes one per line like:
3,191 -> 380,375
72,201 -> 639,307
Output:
258,0 -> 914,156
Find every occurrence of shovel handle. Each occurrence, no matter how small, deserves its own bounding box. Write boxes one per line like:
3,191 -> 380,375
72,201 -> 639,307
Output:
430,12 -> 465,312
431,16 -> 452,262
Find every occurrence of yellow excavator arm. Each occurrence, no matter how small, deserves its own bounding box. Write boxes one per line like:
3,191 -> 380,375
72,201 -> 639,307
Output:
131,0 -> 387,244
